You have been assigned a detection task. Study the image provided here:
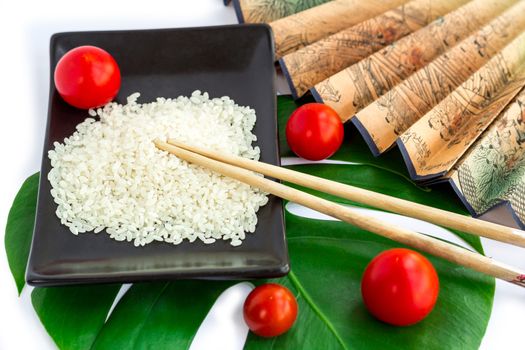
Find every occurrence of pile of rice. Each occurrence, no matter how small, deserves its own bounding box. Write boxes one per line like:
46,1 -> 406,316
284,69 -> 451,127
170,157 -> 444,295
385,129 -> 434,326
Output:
48,91 -> 268,247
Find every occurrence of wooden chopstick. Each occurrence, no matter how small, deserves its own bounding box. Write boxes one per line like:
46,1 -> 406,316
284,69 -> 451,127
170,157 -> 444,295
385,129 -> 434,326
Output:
165,139 -> 525,248
154,139 -> 525,287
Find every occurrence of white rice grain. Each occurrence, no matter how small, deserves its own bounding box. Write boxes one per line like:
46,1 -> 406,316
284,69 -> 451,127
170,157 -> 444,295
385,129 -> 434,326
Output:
48,91 -> 268,247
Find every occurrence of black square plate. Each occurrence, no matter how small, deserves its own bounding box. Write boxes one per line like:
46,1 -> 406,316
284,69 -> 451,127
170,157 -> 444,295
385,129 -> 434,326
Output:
26,24 -> 288,286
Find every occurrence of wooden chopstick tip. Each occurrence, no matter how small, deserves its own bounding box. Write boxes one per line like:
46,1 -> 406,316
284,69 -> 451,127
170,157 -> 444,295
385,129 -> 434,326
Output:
153,138 -> 170,149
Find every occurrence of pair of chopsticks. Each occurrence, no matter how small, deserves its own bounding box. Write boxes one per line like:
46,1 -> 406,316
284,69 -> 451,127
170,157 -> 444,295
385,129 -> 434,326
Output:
154,139 -> 525,288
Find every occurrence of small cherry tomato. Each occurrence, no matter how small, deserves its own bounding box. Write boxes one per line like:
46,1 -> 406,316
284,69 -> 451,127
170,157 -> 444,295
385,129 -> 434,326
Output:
285,103 -> 344,161
54,45 -> 121,109
361,248 -> 439,326
243,283 -> 298,337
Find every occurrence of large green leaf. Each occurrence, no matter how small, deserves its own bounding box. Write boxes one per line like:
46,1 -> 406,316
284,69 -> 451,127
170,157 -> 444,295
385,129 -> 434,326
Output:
5,172 -> 39,294
91,280 -> 234,349
30,280 -> 236,350
32,285 -> 121,350
245,212 -> 494,349
4,95 -> 494,349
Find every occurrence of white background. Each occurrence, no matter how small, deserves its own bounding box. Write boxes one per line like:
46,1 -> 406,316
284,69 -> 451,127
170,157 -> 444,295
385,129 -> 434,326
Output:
0,1 -> 524,349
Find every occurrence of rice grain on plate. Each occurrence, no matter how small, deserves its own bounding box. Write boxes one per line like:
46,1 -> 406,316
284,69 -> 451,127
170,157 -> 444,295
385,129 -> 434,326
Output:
48,91 -> 269,247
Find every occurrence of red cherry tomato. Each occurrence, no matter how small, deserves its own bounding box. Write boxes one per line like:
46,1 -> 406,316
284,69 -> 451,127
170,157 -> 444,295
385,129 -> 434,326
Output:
243,283 -> 298,337
285,103 -> 344,161
54,45 -> 121,109
361,248 -> 439,326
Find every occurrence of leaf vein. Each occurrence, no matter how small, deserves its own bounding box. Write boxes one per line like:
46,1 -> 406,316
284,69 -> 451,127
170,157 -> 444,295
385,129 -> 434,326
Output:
288,271 -> 348,350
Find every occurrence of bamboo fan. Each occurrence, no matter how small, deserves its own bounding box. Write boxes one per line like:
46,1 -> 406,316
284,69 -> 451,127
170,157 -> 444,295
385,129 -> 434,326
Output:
270,0 -> 406,59
353,1 -> 525,155
312,0 -> 517,122
398,31 -> 525,180
280,0 -> 470,98
231,0 -> 525,231
447,88 -> 525,224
